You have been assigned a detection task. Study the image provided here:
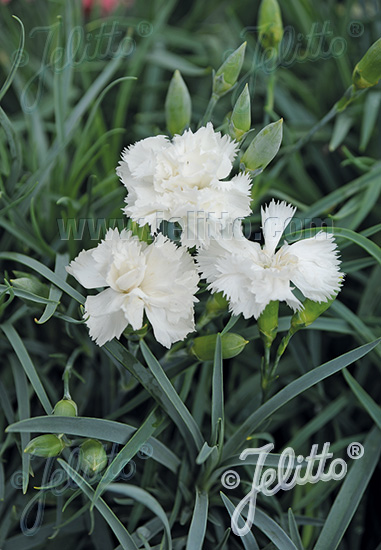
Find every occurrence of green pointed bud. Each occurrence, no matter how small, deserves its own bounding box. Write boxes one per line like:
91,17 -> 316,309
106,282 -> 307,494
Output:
191,333 -> 248,361
352,38 -> 381,89
206,292 -> 229,316
229,84 -> 251,141
11,274 -> 49,298
79,439 -> 108,474
240,118 -> 283,175
258,0 -> 284,51
258,301 -> 279,347
165,70 -> 192,136
53,399 -> 78,417
291,295 -> 338,330
24,434 -> 65,457
213,42 -> 246,97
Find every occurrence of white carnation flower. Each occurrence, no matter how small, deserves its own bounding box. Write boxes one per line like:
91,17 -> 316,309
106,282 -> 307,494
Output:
66,229 -> 199,348
197,200 -> 343,318
117,123 -> 252,247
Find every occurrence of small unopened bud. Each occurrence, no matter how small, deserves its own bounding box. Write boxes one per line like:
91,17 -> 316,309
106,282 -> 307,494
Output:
11,274 -> 49,298
258,300 -> 279,347
53,399 -> 78,417
291,295 -> 338,330
24,434 -> 65,457
205,292 -> 229,316
240,118 -> 283,175
352,38 -> 381,89
79,439 -> 108,474
191,333 -> 248,361
229,84 -> 251,141
165,70 -> 192,135
213,43 -> 246,97
258,0 -> 284,51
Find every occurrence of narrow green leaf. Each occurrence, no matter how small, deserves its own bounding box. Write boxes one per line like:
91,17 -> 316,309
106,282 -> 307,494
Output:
57,459 -> 139,550
0,252 -> 84,303
332,227 -> 381,265
35,253 -> 69,324
360,91 -> 381,151
251,508 -> 299,550
329,113 -> 353,151
220,493 -> 260,550
221,314 -> 240,335
0,16 -> 25,102
288,509 -> 304,550
186,489 -> 209,550
6,415 -> 179,472
107,483 -> 172,550
1,323 -> 52,414
223,339 -> 381,458
314,427 -> 381,550
10,357 -> 31,494
211,334 -> 224,446
196,442 -> 218,465
140,340 -> 203,452
343,369 -> 381,430
92,408 -> 161,507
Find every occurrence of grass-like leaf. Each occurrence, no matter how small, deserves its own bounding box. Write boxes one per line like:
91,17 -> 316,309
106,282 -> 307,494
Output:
223,339 -> 381,458
108,483 -> 172,550
58,459 -> 139,550
314,426 -> 381,550
1,323 -> 52,414
186,489 -> 209,550
6,416 -> 179,473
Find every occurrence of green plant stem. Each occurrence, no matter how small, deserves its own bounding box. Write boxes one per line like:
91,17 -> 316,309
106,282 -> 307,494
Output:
198,93 -> 219,127
264,71 -> 276,125
260,342 -> 272,401
271,85 -> 367,179
62,348 -> 82,399
271,326 -> 299,380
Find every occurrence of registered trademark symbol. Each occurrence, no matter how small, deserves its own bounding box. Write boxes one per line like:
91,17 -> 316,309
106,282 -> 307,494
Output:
348,21 -> 364,37
347,442 -> 364,459
137,20 -> 153,37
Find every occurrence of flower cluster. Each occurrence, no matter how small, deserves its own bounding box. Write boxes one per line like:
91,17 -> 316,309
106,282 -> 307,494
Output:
67,124 -> 343,349
117,123 -> 252,247
197,200 -> 343,319
66,230 -> 198,348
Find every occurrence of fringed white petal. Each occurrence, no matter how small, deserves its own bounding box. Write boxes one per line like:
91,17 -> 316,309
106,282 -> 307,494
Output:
261,200 -> 296,255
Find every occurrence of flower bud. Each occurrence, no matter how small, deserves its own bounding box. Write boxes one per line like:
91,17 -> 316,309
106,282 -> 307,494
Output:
79,439 -> 108,474
11,273 -> 49,298
240,118 -> 283,175
257,300 -> 279,347
191,333 -> 248,361
291,295 -> 337,330
53,399 -> 78,417
352,38 -> 381,89
258,0 -> 284,51
205,292 -> 229,316
165,70 -> 192,136
24,434 -> 65,457
229,84 -> 251,141
213,42 -> 246,97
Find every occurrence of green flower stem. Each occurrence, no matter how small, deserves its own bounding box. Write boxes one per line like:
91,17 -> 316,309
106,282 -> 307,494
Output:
270,85 -> 367,181
283,85 -> 367,157
264,70 -> 276,125
270,325 -> 299,379
63,348 -> 82,400
198,93 -> 219,128
260,343 -> 272,399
